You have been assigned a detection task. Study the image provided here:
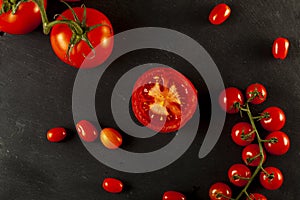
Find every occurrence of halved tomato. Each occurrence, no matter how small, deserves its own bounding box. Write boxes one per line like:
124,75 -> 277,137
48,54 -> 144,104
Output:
131,67 -> 198,133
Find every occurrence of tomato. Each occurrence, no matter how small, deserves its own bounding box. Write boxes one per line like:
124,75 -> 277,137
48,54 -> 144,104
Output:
209,3 -> 231,25
100,128 -> 122,149
76,120 -> 98,142
246,83 -> 267,105
162,191 -> 186,200
231,122 -> 255,146
260,167 -> 283,190
228,164 -> 251,187
209,182 -> 232,200
242,144 -> 266,167
131,67 -> 198,133
247,193 -> 267,200
219,87 -> 244,114
260,107 -> 286,132
50,7 -> 114,68
264,131 -> 290,156
0,0 -> 47,34
102,178 -> 123,193
272,37 -> 289,60
47,127 -> 67,142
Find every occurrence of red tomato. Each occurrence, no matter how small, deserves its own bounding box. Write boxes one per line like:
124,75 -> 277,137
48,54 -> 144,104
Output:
50,7 -> 114,68
209,182 -> 232,200
0,0 -> 47,34
247,193 -> 267,200
219,87 -> 244,114
264,131 -> 290,156
100,128 -> 122,149
231,122 -> 255,146
246,83 -> 267,104
260,167 -> 283,190
131,67 -> 198,133
209,3 -> 231,25
76,120 -> 98,142
162,191 -> 186,200
242,144 -> 266,167
102,178 -> 123,193
227,164 -> 251,187
47,127 -> 67,142
272,37 -> 289,60
260,107 -> 286,132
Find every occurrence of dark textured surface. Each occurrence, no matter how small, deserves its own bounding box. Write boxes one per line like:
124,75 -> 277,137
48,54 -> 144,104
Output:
1,0 -> 300,199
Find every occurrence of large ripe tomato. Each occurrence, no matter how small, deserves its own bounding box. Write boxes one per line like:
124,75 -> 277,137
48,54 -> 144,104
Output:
260,107 -> 286,132
259,167 -> 283,190
242,144 -> 266,167
231,122 -> 255,146
0,0 -> 47,34
209,182 -> 232,200
131,67 -> 198,133
264,131 -> 290,156
219,87 -> 244,114
50,7 -> 114,68
227,164 -> 251,187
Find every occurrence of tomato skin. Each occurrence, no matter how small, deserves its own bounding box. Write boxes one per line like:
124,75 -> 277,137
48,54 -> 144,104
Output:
219,87 -> 244,114
242,144 -> 266,167
131,67 -> 198,133
246,83 -> 267,105
50,7 -> 114,68
231,122 -> 255,146
260,107 -> 286,132
260,167 -> 283,190
162,191 -> 186,200
264,131 -> 290,156
209,182 -> 232,200
100,128 -> 122,149
272,37 -> 289,60
209,3 -> 231,25
247,193 -> 267,200
76,120 -> 98,142
228,164 -> 251,187
102,178 -> 123,193
0,0 -> 47,34
47,127 -> 67,142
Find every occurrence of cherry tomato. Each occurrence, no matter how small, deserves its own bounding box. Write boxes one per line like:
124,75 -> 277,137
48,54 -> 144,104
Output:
228,164 -> 251,187
231,122 -> 255,146
0,0 -> 47,34
102,178 -> 123,193
272,37 -> 289,60
219,87 -> 244,114
247,193 -> 267,200
50,7 -> 114,68
162,191 -> 186,200
100,128 -> 122,149
131,67 -> 198,133
260,107 -> 286,132
209,182 -> 232,200
260,167 -> 283,190
242,144 -> 266,167
264,131 -> 290,156
246,83 -> 267,104
76,120 -> 98,142
47,127 -> 67,142
209,3 -> 231,25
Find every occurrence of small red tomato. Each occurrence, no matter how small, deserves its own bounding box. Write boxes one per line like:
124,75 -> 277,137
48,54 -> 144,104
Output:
264,131 -> 290,156
209,3 -> 231,25
272,37 -> 289,60
247,193 -> 267,200
219,87 -> 244,114
260,167 -> 283,190
228,164 -> 251,187
242,144 -> 266,167
231,122 -> 255,146
100,128 -> 123,149
162,191 -> 186,200
76,120 -> 98,142
102,178 -> 123,193
260,107 -> 286,132
246,83 -> 267,104
47,127 -> 67,142
209,182 -> 232,200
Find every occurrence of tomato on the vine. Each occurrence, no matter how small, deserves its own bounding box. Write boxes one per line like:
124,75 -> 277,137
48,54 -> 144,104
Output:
0,0 -> 47,34
231,122 -> 255,146
242,144 -> 266,167
219,87 -> 244,114
100,128 -> 123,149
209,182 -> 232,200
264,131 -> 290,156
209,3 -> 231,25
162,191 -> 186,200
260,107 -> 286,132
246,83 -> 267,104
260,167 -> 283,190
247,193 -> 267,200
131,67 -> 198,133
228,164 -> 251,187
272,37 -> 289,60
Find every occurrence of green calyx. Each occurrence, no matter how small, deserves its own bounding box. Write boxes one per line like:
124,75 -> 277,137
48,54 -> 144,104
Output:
0,0 -> 28,15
